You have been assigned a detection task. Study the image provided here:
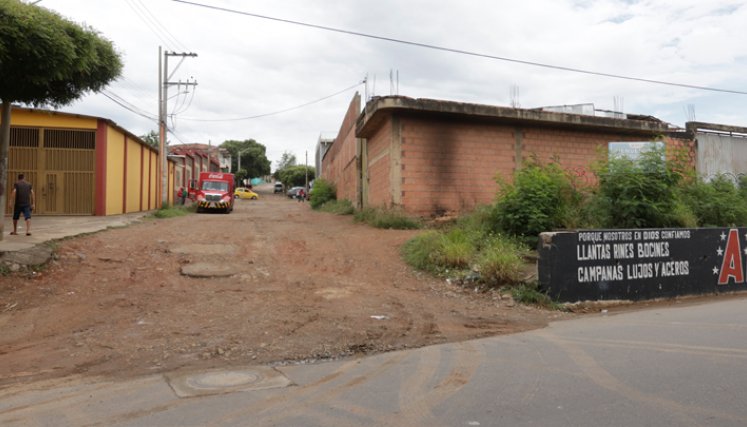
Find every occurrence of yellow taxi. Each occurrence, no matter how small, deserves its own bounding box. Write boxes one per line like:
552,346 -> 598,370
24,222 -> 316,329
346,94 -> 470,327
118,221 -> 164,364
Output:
234,187 -> 259,200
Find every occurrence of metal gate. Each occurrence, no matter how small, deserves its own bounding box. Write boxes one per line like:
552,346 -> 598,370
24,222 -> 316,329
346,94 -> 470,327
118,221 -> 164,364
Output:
4,126 -> 95,215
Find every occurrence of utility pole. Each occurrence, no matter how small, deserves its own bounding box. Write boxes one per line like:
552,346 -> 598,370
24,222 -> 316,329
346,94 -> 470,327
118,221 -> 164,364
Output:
305,151 -> 308,192
158,47 -> 197,208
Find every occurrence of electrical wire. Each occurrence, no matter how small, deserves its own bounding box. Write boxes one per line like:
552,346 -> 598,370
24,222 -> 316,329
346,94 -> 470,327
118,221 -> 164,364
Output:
179,80 -> 364,122
172,0 -> 747,96
101,90 -> 158,121
127,0 -> 185,51
135,0 -> 189,51
167,128 -> 190,145
171,86 -> 197,116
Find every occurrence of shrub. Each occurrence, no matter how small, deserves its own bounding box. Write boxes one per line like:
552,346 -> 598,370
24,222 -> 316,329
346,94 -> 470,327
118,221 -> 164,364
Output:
401,231 -> 444,272
590,145 -> 690,228
319,199 -> 355,215
739,175 -> 747,199
680,175 -> 747,226
309,178 -> 336,209
454,205 -> 495,238
152,205 -> 192,218
492,158 -> 582,242
438,229 -> 475,268
354,208 -> 421,229
402,217 -> 530,288
510,283 -> 561,310
475,236 -> 528,285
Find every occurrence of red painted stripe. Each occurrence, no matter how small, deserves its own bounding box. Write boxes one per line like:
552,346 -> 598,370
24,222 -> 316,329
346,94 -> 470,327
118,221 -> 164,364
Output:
94,120 -> 107,216
148,151 -> 152,210
140,145 -> 144,211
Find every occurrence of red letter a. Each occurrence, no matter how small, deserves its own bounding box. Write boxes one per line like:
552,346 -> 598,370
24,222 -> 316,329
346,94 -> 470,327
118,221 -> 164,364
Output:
719,229 -> 744,285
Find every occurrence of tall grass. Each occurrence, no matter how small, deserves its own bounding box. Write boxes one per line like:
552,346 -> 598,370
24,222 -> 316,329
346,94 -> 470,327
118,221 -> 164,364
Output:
401,208 -> 528,286
152,204 -> 194,218
319,199 -> 355,215
354,207 -> 421,229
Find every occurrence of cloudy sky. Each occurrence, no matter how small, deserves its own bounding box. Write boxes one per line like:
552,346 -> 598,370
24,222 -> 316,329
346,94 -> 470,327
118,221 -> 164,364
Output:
38,0 -> 747,170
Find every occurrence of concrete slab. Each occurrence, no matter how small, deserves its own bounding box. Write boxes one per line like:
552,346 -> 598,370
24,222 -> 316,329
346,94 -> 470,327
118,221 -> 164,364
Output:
0,212 -> 150,267
180,262 -> 238,278
165,367 -> 292,398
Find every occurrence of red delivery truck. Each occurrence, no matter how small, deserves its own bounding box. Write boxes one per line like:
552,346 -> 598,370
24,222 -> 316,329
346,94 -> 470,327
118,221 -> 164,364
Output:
195,172 -> 235,213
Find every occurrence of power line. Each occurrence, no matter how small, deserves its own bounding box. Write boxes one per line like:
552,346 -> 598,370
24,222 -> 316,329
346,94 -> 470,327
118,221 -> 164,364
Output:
167,128 -> 188,144
127,0 -> 187,51
172,0 -> 747,96
179,80 -> 363,122
101,90 -> 158,121
135,0 -> 189,51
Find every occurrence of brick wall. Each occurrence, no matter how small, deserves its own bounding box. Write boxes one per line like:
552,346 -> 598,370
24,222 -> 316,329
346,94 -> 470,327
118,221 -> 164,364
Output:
399,117 -> 513,216
321,94 -> 360,202
393,117 -> 693,217
521,128 -> 655,187
364,120 -> 393,208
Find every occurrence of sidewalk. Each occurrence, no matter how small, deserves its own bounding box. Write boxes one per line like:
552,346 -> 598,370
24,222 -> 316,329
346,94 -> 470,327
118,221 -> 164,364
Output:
0,212 -> 150,266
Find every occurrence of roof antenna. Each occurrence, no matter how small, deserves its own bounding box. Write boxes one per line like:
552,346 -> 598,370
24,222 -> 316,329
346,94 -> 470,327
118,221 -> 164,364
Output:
613,96 -> 624,118
510,84 -> 520,108
685,104 -> 696,122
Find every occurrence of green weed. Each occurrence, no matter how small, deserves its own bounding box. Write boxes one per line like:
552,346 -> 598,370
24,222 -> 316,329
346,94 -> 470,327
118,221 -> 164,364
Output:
152,205 -> 193,219
510,283 -> 563,310
319,199 -> 354,215
310,178 -> 337,209
475,236 -> 528,285
354,208 -> 421,229
401,231 -> 444,272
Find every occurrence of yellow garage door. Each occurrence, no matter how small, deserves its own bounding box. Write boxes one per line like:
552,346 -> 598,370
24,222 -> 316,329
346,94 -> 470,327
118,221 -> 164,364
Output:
5,127 -> 95,215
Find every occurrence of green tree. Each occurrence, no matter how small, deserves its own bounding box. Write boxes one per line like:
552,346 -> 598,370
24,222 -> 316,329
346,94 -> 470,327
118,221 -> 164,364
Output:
276,151 -> 297,171
0,0 -> 122,239
680,175 -> 747,227
140,130 -> 160,148
220,139 -> 271,180
273,151 -> 297,180
278,165 -> 315,188
590,145 -> 691,228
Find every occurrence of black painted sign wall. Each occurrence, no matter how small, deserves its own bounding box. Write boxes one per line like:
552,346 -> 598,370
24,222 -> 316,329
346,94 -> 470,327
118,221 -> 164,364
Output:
538,228 -> 747,302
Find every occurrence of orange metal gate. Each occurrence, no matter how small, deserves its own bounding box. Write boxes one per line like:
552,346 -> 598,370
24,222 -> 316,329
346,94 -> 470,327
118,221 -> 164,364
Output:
4,127 -> 95,215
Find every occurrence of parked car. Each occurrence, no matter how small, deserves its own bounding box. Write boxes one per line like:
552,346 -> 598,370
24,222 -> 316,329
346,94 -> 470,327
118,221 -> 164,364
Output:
287,186 -> 304,199
273,182 -> 284,193
234,187 -> 259,200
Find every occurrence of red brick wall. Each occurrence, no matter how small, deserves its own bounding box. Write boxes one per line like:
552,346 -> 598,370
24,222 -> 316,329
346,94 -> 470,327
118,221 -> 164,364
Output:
355,109 -> 696,217
521,128 -> 652,187
399,117 -> 514,215
321,94 -> 360,202
364,120 -> 393,208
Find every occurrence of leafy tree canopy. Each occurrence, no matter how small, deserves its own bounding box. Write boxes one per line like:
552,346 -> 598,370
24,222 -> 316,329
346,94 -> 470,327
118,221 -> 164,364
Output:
140,130 -> 160,149
0,0 -> 122,239
276,151 -> 297,171
0,0 -> 123,106
273,150 -> 297,180
220,139 -> 271,179
278,165 -> 315,188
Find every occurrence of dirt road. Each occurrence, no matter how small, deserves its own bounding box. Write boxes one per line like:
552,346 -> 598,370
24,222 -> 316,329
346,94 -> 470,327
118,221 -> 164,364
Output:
0,188 -> 568,387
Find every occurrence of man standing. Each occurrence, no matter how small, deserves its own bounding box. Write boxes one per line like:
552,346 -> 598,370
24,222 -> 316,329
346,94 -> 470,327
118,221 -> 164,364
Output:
9,174 -> 35,236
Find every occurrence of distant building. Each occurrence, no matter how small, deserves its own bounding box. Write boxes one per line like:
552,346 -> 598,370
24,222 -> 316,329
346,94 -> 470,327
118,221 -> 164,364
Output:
315,136 -> 335,179
687,122 -> 747,182
168,143 -> 227,194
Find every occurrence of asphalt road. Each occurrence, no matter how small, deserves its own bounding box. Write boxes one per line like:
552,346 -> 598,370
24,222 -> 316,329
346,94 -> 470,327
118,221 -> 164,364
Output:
2,297 -> 746,426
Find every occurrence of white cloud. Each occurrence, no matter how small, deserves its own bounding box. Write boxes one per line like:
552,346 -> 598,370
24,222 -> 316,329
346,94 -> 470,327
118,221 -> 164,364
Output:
38,0 -> 747,166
